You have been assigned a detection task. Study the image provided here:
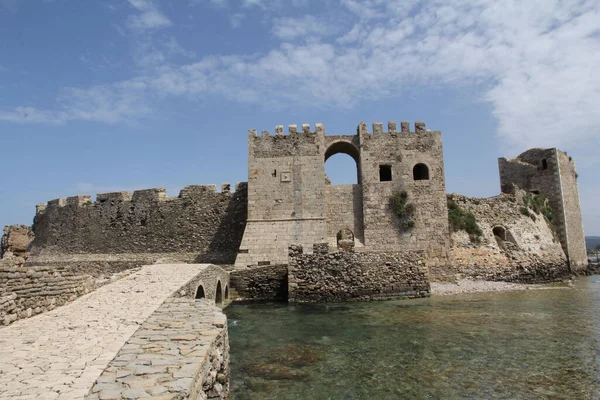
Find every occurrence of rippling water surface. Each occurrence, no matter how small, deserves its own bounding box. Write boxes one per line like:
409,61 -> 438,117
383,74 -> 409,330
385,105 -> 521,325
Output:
226,276 -> 600,399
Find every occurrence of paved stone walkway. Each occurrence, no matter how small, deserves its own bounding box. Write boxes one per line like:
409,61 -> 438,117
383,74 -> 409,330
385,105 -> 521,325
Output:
0,264 -> 210,400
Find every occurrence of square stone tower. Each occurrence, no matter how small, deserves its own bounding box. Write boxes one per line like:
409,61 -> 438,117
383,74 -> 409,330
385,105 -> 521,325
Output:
498,148 -> 587,269
235,121 -> 450,267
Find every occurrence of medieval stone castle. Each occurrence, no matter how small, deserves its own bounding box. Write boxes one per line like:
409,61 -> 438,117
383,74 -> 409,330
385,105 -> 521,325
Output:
1,120 -> 588,300
0,119 -> 589,399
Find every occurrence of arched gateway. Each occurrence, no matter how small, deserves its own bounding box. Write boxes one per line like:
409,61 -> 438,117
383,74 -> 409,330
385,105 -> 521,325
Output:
235,121 -> 450,267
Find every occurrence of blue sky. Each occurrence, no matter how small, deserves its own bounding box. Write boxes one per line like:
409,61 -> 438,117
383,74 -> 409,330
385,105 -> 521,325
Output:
0,0 -> 599,235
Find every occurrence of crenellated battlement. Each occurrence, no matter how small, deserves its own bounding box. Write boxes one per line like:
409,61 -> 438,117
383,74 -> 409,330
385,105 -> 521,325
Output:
97,191 -> 133,203
248,123 -> 325,138
30,182 -> 249,262
178,185 -> 217,199
46,198 -> 67,211
67,195 -> 91,207
132,188 -> 168,203
358,121 -> 435,135
249,121 -> 435,140
35,183 -> 247,216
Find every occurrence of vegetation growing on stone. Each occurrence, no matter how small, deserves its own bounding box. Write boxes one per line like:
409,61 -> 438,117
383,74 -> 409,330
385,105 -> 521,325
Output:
447,199 -> 482,242
522,193 -> 553,223
389,190 -> 415,230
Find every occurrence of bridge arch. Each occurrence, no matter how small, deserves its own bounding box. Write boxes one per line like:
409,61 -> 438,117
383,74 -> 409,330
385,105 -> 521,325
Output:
194,284 -> 205,299
215,280 -> 223,304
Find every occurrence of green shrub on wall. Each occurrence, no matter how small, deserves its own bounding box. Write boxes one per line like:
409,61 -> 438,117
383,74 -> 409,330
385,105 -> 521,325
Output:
447,199 -> 483,242
389,190 -> 415,230
522,192 -> 557,241
522,193 -> 553,223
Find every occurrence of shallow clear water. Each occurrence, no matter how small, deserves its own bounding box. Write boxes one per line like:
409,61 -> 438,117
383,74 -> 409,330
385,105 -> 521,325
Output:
226,276 -> 600,400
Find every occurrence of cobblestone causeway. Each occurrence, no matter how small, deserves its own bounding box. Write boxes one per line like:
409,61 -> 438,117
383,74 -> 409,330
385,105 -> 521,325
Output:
0,264 -> 211,400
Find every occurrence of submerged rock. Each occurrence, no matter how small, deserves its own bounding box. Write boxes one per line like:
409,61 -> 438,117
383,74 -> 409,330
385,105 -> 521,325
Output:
269,343 -> 324,368
242,362 -> 309,381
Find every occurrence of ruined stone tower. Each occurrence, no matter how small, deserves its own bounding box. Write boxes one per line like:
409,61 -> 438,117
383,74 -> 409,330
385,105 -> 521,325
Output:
234,121 -> 450,267
498,148 -> 587,269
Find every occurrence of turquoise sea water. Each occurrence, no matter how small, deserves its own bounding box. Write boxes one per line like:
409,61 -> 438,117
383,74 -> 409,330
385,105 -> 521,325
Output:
226,276 -> 600,400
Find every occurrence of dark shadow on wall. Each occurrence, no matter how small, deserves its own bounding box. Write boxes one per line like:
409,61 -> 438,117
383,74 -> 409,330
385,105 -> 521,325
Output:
216,281 -> 223,304
229,265 -> 289,301
195,183 -> 248,265
195,285 -> 205,299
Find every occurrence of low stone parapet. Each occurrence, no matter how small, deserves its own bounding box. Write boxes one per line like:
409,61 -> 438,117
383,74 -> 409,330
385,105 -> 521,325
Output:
288,244 -> 430,302
0,262 -> 96,326
85,298 -> 229,400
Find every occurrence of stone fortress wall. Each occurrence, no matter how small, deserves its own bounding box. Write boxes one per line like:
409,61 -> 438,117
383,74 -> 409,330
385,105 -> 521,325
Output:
0,118 -> 589,400
499,148 -> 587,269
28,183 -> 247,268
235,121 -> 450,268
433,188 -> 570,282
288,243 -> 430,303
0,121 -> 589,311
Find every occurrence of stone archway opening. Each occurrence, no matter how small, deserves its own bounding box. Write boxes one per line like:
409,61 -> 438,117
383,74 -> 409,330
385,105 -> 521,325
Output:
224,285 -> 229,300
493,226 -> 507,241
413,163 -> 430,180
324,141 -> 361,185
323,140 -> 364,247
215,281 -> 223,304
195,285 -> 205,300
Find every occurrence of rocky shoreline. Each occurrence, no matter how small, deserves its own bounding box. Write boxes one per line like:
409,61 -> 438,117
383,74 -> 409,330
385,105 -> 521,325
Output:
430,279 -> 569,296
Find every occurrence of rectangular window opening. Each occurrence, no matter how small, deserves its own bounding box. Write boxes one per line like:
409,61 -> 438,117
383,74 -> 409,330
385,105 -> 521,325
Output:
542,159 -> 548,170
379,165 -> 392,181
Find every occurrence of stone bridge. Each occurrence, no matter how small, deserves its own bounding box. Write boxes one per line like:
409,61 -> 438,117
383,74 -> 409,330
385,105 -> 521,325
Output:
0,263 -> 230,400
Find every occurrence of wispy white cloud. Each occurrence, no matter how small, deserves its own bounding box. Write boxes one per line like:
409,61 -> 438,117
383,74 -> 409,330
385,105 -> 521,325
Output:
0,107 -> 67,124
126,0 -> 171,32
272,15 -> 338,40
163,37 -> 196,59
241,0 -> 267,8
230,13 -> 245,28
0,80 -> 153,125
79,52 -> 122,72
2,0 -> 599,157
190,0 -> 228,7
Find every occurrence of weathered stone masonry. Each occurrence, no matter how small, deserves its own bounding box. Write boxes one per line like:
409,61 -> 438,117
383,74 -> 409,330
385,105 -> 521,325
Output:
236,121 -> 450,268
499,148 -> 587,269
86,265 -> 231,400
86,299 -> 229,400
432,189 -> 570,283
229,265 -> 288,301
288,243 -> 430,303
0,260 -> 96,326
0,225 -> 32,260
30,183 -> 247,267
